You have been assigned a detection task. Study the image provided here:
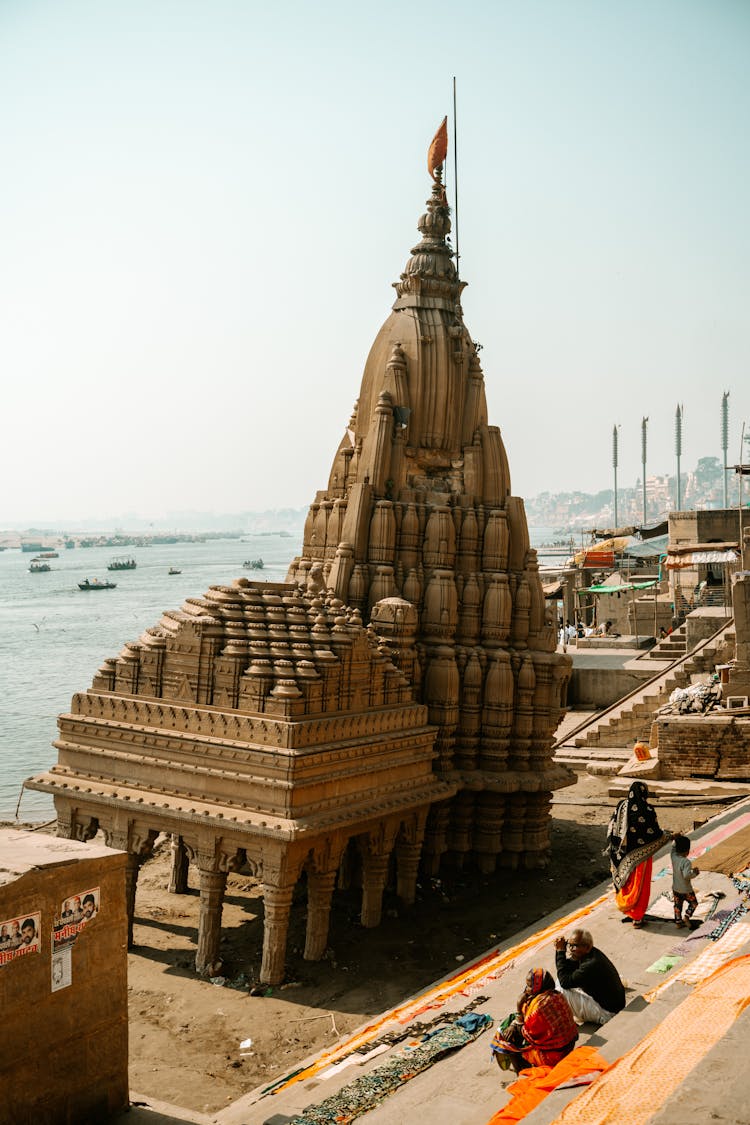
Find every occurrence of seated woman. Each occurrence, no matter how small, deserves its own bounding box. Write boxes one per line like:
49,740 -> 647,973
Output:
490,968 -> 578,1073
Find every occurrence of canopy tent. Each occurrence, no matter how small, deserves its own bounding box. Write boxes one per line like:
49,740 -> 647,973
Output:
622,534 -> 669,559
666,544 -> 739,570
573,536 -> 635,567
581,580 -> 659,594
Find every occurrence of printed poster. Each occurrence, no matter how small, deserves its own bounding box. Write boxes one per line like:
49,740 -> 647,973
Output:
51,943 -> 73,991
0,912 -> 42,966
53,886 -> 101,950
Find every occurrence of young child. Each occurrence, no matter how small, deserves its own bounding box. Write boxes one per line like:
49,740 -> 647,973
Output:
671,834 -> 700,929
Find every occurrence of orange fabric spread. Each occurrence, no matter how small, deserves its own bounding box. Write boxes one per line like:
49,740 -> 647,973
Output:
486,1046 -> 610,1124
551,954 -> 750,1124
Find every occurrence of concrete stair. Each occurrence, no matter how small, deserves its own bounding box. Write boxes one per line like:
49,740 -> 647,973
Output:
555,618 -> 735,771
645,623 -> 688,660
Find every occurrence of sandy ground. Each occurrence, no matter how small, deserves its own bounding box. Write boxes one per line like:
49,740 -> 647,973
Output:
119,768 -> 726,1115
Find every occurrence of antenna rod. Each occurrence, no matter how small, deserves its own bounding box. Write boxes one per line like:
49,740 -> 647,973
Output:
452,76 -> 460,281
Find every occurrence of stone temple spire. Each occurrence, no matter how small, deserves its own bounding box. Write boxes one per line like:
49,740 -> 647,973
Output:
289,135 -> 573,876
393,170 -> 465,312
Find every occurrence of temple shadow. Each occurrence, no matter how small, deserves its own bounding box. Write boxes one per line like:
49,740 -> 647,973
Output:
127,814 -> 615,1015
133,915 -> 197,938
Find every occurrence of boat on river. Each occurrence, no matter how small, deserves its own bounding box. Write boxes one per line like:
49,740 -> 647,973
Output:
29,559 -> 51,573
78,578 -> 117,590
243,558 -> 264,570
168,567 -> 182,575
107,557 -> 136,571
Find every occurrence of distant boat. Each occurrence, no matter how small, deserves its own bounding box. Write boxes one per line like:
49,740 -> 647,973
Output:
78,578 -> 117,590
29,559 -> 51,573
168,567 -> 181,575
37,551 -> 59,559
243,558 -> 264,570
107,556 -> 136,571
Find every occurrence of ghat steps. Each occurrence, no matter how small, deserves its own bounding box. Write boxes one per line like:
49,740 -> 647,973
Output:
555,618 -> 735,775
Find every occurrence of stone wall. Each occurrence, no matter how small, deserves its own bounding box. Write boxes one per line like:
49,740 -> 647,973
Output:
655,716 -> 750,780
0,830 -> 128,1123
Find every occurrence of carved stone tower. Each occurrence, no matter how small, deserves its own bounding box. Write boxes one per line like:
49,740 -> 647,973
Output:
288,160 -> 572,872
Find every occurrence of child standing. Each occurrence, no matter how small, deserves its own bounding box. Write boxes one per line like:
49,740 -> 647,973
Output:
671,834 -> 700,929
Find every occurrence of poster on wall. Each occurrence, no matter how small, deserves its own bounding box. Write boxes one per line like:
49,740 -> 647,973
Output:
51,943 -> 73,991
53,887 -> 101,950
0,912 -> 42,965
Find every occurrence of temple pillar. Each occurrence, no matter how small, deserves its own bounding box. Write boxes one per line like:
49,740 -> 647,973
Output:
304,869 -> 337,961
195,868 -> 227,976
361,852 -> 389,928
168,835 -> 189,894
422,802 -> 450,876
260,884 -> 295,985
395,841 -> 421,905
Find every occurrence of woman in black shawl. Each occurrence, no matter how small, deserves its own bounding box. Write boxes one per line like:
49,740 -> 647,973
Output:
606,781 -> 671,927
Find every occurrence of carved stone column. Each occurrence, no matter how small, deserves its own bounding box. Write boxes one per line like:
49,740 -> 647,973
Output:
395,842 -> 421,905
102,822 -> 155,948
260,885 -> 295,985
304,870 -> 337,961
195,868 -> 227,976
168,835 -> 189,894
360,852 -> 389,928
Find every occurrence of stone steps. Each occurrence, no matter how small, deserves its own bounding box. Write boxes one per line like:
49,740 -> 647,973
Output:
557,618 -> 735,764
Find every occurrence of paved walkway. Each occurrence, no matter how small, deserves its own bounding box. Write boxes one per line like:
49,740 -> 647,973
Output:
118,797 -> 750,1125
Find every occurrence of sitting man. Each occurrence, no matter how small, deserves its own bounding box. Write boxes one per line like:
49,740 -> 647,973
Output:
554,928 -> 625,1026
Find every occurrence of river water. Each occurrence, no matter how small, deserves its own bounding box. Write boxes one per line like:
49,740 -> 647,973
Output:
0,526 -> 561,821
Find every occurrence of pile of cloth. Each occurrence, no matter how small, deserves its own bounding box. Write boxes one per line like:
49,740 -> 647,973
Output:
658,679 -> 722,715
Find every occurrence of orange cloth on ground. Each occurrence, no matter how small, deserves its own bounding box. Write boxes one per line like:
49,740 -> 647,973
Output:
615,855 -> 652,921
486,1046 -> 610,1124
551,954 -> 750,1124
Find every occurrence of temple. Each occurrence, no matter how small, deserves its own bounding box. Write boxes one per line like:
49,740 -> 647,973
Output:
25,129 -> 572,984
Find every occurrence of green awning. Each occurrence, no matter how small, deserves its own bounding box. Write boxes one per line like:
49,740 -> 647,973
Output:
581,580 -> 659,594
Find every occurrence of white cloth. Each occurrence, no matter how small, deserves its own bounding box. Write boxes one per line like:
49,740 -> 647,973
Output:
560,987 -> 615,1026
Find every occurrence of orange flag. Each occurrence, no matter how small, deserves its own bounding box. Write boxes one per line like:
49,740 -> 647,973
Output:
427,116 -> 448,180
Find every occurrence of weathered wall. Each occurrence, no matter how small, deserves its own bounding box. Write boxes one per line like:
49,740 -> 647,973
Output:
0,832 -> 128,1124
568,665 -> 646,708
686,607 -> 733,650
655,716 -> 750,780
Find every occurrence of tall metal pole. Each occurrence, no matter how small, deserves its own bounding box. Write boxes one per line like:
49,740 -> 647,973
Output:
641,416 -> 648,524
452,76 -> 460,282
612,424 -> 619,529
721,391 -> 730,508
741,422 -> 747,569
675,404 -> 683,510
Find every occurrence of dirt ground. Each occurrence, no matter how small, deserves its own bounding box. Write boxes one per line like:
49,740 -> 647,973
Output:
118,772 -> 727,1115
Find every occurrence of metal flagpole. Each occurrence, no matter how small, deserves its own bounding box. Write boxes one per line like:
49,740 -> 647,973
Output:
722,391 -> 729,508
452,76 -> 460,282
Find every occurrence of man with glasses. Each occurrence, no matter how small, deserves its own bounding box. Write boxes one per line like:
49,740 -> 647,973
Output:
554,928 -> 625,1026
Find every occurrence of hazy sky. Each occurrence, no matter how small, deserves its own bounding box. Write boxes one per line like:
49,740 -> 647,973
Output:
2,0 -> 748,525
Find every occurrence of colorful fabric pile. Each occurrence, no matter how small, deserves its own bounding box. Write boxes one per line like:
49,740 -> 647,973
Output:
288,1013 -> 493,1125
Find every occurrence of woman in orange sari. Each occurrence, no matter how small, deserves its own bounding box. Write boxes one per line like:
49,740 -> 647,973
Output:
606,781 -> 671,928
490,969 -> 578,1073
